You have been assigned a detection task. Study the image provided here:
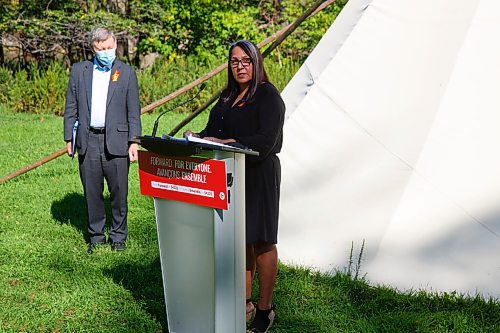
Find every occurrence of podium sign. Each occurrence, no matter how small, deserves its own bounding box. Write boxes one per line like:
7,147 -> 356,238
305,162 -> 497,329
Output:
138,150 -> 228,210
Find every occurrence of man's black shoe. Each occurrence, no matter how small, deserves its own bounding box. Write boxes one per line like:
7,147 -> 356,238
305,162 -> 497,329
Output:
111,242 -> 126,251
87,242 -> 105,254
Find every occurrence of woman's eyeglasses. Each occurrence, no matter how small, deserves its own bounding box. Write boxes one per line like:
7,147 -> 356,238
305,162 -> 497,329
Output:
230,58 -> 252,68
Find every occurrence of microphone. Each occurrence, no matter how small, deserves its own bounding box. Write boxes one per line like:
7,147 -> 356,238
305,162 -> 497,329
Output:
151,83 -> 206,137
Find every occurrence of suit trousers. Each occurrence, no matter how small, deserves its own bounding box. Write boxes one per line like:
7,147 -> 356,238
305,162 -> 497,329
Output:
79,132 -> 129,244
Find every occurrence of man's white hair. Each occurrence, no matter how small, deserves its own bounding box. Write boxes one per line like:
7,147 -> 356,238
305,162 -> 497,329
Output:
89,27 -> 116,48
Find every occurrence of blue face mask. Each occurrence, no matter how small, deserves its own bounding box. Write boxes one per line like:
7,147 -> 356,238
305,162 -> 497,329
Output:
95,49 -> 116,68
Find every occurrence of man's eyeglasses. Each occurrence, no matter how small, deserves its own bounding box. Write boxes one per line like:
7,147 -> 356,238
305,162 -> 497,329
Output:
230,58 -> 252,68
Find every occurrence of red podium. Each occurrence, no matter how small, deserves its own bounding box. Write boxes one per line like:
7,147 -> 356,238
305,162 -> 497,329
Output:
137,136 -> 257,333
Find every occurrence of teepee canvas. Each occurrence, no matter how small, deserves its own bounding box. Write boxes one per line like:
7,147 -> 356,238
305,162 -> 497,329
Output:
279,0 -> 500,297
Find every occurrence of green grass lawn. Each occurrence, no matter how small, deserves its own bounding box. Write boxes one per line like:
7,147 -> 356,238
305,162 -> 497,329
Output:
0,111 -> 499,333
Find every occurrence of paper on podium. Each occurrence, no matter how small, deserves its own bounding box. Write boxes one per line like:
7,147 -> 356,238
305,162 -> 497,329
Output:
186,135 -> 240,149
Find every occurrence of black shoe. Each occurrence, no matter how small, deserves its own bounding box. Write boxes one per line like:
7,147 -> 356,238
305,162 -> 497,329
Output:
111,242 -> 126,251
247,307 -> 275,333
87,242 -> 105,254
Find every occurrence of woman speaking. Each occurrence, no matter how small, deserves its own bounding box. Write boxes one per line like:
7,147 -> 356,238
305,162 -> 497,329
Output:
184,40 -> 285,333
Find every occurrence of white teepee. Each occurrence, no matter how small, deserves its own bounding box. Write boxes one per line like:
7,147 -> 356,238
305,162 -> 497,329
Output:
279,0 -> 500,297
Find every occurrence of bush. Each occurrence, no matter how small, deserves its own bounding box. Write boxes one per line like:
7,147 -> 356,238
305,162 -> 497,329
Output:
0,0 -> 346,66
0,62 -> 69,115
0,55 -> 301,116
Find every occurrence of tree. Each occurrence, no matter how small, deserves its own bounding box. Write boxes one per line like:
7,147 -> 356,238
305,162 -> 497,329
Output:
0,0 -> 345,67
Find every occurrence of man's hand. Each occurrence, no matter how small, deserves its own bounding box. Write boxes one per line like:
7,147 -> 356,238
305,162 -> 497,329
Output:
66,142 -> 73,157
129,143 -> 139,162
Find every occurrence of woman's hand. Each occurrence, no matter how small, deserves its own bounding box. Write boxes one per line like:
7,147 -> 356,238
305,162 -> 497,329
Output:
183,130 -> 199,138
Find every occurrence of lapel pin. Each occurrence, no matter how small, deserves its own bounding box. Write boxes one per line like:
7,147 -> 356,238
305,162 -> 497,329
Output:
111,69 -> 120,82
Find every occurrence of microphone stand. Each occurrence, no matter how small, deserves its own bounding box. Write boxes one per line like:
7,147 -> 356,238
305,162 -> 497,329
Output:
151,83 -> 206,137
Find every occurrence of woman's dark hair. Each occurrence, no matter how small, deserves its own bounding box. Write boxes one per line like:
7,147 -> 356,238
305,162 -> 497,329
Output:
223,40 -> 269,103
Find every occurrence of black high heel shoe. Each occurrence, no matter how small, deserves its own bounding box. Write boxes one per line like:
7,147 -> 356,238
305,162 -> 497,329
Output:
247,306 -> 275,333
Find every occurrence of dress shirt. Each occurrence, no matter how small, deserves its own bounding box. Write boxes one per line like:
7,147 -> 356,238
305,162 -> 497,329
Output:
90,64 -> 111,128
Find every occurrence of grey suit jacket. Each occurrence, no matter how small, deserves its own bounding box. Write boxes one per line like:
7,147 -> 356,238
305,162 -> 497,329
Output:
63,59 -> 141,156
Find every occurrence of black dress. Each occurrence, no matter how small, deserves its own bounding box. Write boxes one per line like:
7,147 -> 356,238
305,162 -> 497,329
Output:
199,82 -> 285,244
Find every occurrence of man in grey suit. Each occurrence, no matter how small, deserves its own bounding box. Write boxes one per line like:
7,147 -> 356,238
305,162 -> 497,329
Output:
63,27 -> 141,254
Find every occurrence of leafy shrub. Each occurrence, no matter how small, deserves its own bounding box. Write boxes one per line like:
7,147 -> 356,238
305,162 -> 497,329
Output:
1,0 -> 346,65
0,62 -> 68,115
138,54 -> 227,114
0,0 -> 338,115
0,55 -> 301,115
